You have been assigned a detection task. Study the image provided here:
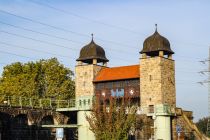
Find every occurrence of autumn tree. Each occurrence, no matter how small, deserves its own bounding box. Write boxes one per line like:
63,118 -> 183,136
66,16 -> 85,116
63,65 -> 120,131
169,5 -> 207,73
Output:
86,96 -> 137,140
0,58 -> 75,100
196,117 -> 210,137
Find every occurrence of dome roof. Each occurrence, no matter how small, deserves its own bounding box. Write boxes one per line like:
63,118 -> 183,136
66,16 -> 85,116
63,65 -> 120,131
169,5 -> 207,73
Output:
140,30 -> 174,56
77,39 -> 109,64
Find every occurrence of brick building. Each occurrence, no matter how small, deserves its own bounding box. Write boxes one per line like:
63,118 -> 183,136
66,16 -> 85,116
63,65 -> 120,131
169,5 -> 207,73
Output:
75,28 -> 205,140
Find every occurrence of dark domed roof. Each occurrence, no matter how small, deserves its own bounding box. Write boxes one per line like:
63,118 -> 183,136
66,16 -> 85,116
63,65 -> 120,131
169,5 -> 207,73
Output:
77,39 -> 109,64
140,30 -> 174,56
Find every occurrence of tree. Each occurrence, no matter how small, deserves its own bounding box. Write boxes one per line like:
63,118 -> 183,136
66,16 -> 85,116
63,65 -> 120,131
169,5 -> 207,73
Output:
0,58 -> 75,100
196,117 -> 210,137
86,96 -> 137,140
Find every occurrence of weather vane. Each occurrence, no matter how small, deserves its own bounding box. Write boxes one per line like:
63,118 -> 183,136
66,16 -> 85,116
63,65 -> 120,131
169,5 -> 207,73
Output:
91,33 -> 94,41
155,24 -> 158,32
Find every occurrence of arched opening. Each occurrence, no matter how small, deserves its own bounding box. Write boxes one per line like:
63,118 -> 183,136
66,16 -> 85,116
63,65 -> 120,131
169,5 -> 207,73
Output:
39,115 -> 55,139
10,114 -> 32,139
0,112 -> 11,140
65,112 -> 78,140
40,115 -> 54,125
12,114 -> 28,128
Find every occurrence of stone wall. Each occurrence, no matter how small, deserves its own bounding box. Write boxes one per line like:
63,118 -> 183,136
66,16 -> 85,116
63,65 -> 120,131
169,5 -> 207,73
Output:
75,64 -> 105,98
140,56 -> 176,108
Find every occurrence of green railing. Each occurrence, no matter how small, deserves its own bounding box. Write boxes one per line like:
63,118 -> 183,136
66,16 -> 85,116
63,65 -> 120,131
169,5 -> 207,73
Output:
0,96 -> 75,109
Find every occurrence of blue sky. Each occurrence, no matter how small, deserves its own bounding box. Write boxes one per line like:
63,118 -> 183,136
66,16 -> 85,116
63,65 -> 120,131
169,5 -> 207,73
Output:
0,0 -> 210,121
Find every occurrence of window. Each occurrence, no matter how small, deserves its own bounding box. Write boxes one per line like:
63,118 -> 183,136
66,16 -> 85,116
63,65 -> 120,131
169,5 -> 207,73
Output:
105,82 -> 113,89
149,75 -> 152,81
83,81 -> 86,87
148,105 -> 154,113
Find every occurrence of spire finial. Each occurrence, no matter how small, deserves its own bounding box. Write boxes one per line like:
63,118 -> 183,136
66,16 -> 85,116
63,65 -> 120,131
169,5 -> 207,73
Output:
155,24 -> 158,32
91,33 -> 94,41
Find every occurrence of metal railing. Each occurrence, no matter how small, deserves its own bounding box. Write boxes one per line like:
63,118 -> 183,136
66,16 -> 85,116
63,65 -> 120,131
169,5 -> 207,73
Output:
137,104 -> 175,115
0,96 -> 75,109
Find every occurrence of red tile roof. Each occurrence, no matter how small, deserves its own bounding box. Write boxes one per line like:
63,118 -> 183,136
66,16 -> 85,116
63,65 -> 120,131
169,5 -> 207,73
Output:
94,65 -> 140,82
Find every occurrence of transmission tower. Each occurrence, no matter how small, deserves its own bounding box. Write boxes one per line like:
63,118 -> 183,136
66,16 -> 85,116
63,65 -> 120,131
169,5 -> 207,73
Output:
198,47 -> 210,135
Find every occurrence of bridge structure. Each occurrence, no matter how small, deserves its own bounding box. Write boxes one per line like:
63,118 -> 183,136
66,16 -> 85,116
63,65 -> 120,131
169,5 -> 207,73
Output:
0,95 -> 82,140
0,95 -> 209,140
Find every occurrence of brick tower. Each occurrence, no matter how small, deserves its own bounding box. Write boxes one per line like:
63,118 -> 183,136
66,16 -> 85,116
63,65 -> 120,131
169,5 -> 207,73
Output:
76,35 -> 108,140
140,26 -> 176,140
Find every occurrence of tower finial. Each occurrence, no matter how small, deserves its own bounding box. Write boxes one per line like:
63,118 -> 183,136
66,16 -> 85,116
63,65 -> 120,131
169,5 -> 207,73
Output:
91,33 -> 94,41
155,24 -> 158,32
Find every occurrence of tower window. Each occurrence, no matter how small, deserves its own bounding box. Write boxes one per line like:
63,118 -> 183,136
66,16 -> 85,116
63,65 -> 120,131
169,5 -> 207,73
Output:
83,81 -> 86,87
148,105 -> 154,113
149,75 -> 152,81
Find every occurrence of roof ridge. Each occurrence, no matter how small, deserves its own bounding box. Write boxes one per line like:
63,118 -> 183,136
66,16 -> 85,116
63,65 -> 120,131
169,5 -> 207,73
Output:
106,64 -> 139,69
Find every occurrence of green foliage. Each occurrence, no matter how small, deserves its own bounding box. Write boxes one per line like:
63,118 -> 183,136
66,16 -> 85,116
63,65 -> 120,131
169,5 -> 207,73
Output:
196,117 -> 210,137
86,97 -> 137,140
0,58 -> 75,100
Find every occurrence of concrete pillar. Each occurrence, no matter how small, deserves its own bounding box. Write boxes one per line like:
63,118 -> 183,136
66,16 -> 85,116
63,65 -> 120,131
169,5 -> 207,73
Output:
142,53 -> 147,58
168,54 -> 173,59
103,62 -> 107,67
159,51 -> 164,57
93,59 -> 97,65
77,61 -> 82,65
154,116 -> 171,140
78,111 -> 95,140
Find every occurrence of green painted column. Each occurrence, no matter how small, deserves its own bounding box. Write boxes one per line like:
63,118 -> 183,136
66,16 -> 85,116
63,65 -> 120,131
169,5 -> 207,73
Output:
77,111 -> 95,140
76,96 -> 95,140
154,116 -> 171,140
153,104 -> 172,140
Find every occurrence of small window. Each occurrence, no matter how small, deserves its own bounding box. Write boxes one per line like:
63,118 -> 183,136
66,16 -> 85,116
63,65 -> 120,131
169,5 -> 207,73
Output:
83,82 -> 86,87
79,100 -> 82,106
88,99 -> 90,105
83,100 -> 86,106
149,75 -> 152,81
148,105 -> 154,113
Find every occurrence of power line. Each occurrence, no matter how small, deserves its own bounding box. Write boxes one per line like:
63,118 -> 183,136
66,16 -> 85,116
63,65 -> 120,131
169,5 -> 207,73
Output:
0,28 -> 202,61
0,22 -> 139,58
0,40 -> 134,63
0,10 -> 206,62
29,0 -> 143,36
0,45 -> 202,73
0,9 -> 137,49
0,41 -> 74,60
0,50 -> 36,59
23,1 -> 210,50
0,21 -> 136,55
0,21 -> 84,45
0,10 -> 206,61
0,10 -> 139,55
0,9 -> 88,37
0,28 -> 202,64
0,30 -> 79,51
0,29 -> 201,64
